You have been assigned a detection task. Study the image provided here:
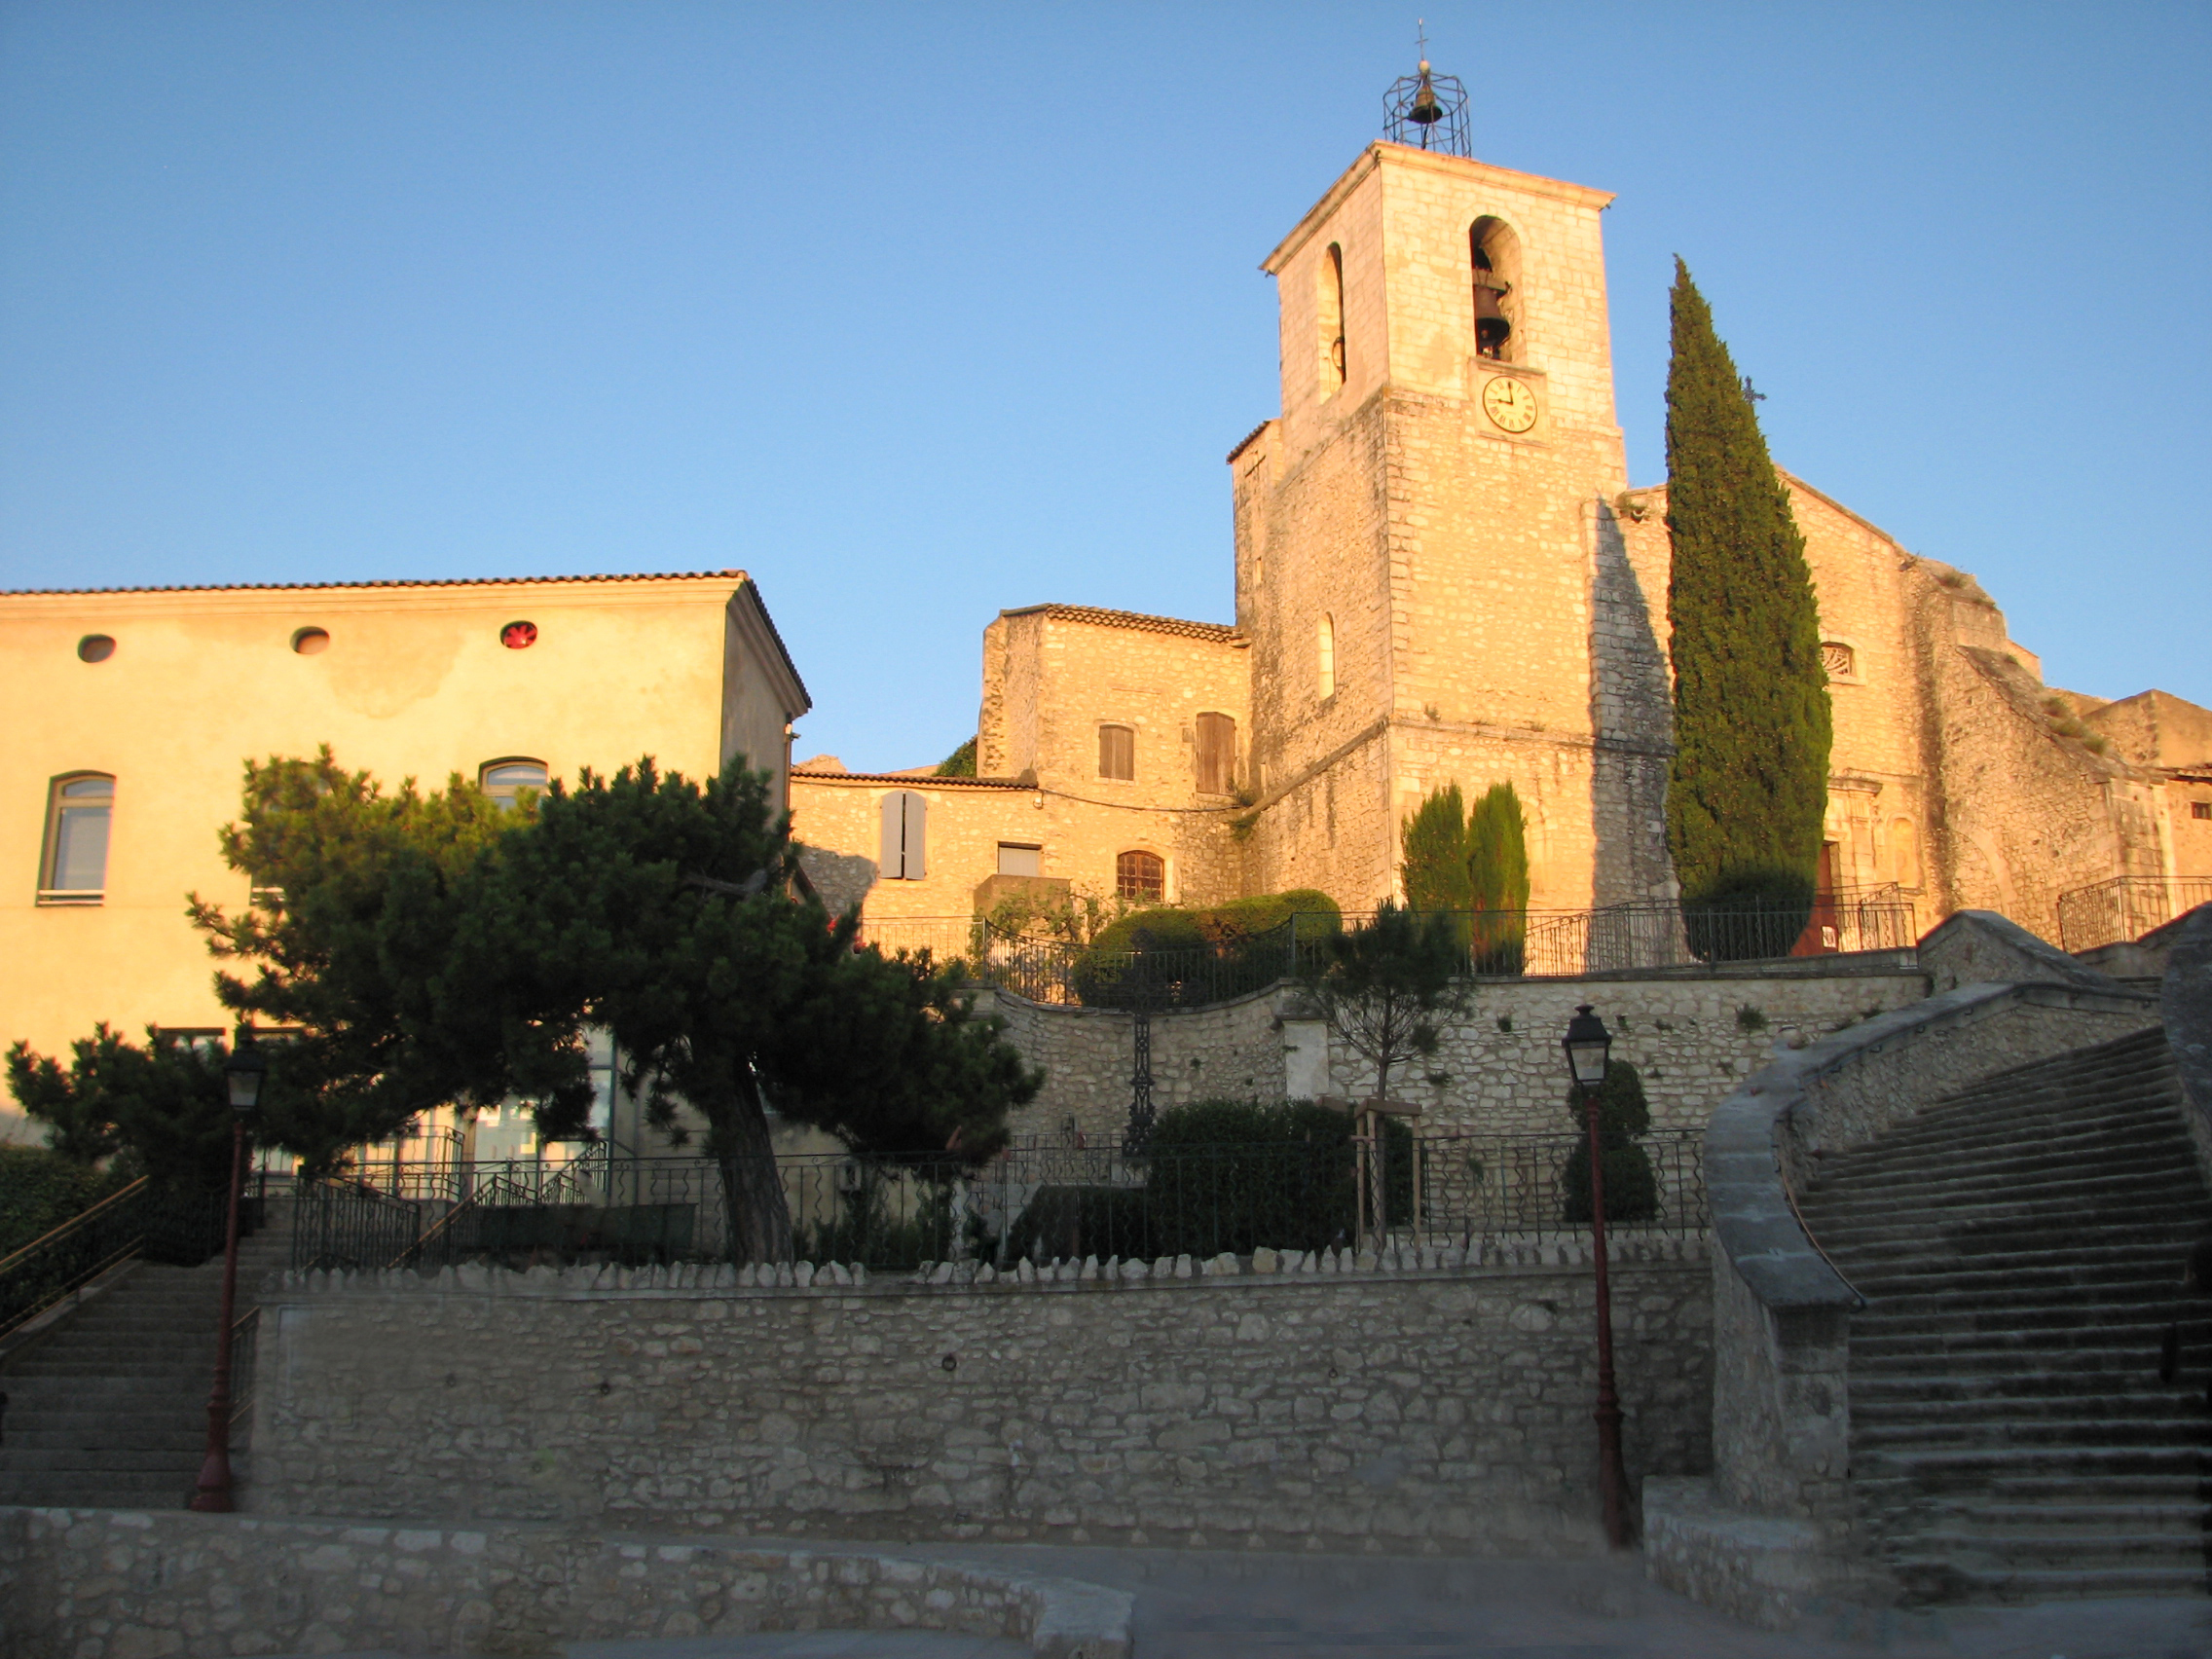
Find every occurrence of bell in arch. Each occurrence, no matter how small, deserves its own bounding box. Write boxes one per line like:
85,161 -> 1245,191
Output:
1472,245 -> 1512,358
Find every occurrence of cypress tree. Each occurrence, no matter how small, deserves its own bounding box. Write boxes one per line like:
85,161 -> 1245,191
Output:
1400,785 -> 1473,916
1663,260 -> 1832,960
1465,782 -> 1530,975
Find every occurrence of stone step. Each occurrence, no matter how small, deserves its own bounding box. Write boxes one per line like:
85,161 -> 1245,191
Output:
1826,1238 -> 2194,1280
1841,1248 -> 2198,1293
1,1419 -> 204,1445
1852,1379 -> 2212,1414
0,1472 -> 195,1507
0,1446 -> 212,1472
1854,1415 -> 2212,1453
1808,1179 -> 2212,1230
1854,1444 -> 2208,1486
1851,1341 -> 2209,1379
1848,1300 -> 2212,1341
1887,1561 -> 2211,1606
1808,1141 -> 2197,1198
1849,1279 -> 2210,1317
1936,1499 -> 2212,1533
1811,1211 -> 2207,1252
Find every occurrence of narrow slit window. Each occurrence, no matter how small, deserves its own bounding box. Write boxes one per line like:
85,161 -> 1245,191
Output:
480,759 -> 549,811
880,790 -> 928,880
1117,850 -> 1165,903
41,773 -> 114,900
1318,243 -> 1346,397
1098,723 -> 1135,781
1195,713 -> 1237,795
1317,614 -> 1336,699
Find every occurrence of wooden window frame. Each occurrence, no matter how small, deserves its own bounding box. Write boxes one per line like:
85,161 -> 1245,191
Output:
39,771 -> 115,903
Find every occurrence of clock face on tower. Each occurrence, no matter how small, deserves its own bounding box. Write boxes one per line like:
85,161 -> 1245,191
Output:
1482,376 -> 1538,433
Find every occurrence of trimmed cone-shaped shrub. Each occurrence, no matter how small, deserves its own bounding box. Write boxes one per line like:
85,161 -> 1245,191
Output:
1466,782 -> 1530,975
1561,1058 -> 1659,1224
1663,260 -> 1832,962
1401,785 -> 1473,918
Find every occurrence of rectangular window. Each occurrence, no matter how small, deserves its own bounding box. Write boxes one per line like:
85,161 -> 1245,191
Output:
997,843 -> 1043,878
1195,713 -> 1237,796
41,774 -> 114,902
2194,800 -> 2211,821
1098,724 -> 1135,781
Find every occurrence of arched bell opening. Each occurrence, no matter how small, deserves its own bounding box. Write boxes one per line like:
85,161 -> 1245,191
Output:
1470,217 -> 1523,363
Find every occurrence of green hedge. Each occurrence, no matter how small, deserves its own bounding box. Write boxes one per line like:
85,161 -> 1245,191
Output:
0,1146 -> 105,1260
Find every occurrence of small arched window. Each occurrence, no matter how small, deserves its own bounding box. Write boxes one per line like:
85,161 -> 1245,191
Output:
1318,243 -> 1346,398
1098,724 -> 1135,781
41,773 -> 114,900
1195,713 -> 1237,795
1470,217 -> 1522,362
1117,850 -> 1165,903
1317,614 -> 1336,700
480,758 -> 549,811
880,790 -> 928,880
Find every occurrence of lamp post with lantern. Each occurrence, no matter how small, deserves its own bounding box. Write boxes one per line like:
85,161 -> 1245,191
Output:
191,1031 -> 265,1513
1563,1003 -> 1631,1548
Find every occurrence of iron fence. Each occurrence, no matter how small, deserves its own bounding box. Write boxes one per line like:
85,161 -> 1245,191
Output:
290,1128 -> 1706,1273
229,1308 -> 260,1434
2056,876 -> 2212,954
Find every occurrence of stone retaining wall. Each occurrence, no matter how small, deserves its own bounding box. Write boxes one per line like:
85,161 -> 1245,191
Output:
244,1245 -> 1712,1556
0,1509 -> 1132,1659
997,957 -> 1929,1144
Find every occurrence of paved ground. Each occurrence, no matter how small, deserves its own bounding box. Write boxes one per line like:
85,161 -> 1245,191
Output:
275,1542 -> 2212,1659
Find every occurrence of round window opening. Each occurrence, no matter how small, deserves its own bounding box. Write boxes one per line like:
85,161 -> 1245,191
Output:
77,635 -> 116,663
291,627 -> 331,656
501,621 -> 538,649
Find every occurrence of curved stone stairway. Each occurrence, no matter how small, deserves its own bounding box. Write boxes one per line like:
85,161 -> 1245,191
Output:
1795,1025 -> 2212,1604
0,1198 -> 294,1508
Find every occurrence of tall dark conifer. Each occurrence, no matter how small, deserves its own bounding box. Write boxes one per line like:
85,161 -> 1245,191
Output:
1663,260 -> 1832,958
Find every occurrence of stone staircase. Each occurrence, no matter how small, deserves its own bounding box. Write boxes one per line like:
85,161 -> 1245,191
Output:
1796,1026 -> 2212,1604
0,1196 -> 294,1509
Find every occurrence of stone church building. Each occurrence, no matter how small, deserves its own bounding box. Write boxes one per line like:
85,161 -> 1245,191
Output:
791,139 -> 2212,947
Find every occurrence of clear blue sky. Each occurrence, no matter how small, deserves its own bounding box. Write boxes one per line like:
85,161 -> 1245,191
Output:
4,2 -> 2206,773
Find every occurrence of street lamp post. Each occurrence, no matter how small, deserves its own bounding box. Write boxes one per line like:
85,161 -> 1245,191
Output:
1564,1003 -> 1631,1548
191,1031 -> 265,1514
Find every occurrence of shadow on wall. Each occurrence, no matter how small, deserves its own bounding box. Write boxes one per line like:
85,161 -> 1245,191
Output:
796,846 -> 877,915
1588,499 -> 1676,906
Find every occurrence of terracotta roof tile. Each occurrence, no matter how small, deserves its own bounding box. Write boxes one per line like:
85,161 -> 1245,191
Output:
0,570 -> 751,598
1001,604 -> 1241,645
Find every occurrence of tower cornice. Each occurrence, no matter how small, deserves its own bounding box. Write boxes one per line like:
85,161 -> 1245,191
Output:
1260,142 -> 1615,276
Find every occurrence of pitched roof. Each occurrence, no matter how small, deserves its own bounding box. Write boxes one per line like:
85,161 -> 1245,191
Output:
1000,603 -> 1241,645
788,769 -> 1029,790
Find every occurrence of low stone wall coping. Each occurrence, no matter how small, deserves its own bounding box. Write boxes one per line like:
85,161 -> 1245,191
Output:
267,1234 -> 1710,1303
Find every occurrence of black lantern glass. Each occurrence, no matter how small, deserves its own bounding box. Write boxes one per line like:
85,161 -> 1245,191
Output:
1563,1004 -> 1611,1090
226,1037 -> 267,1116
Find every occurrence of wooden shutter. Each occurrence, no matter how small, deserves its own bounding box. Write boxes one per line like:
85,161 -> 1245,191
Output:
1098,724 -> 1134,781
879,793 -> 906,877
1195,713 -> 1236,795
902,790 -> 927,879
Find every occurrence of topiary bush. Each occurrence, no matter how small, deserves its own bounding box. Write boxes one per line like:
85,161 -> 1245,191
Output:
1560,1059 -> 1660,1225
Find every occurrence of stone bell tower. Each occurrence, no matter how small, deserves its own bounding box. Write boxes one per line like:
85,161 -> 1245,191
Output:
1229,102 -> 1674,911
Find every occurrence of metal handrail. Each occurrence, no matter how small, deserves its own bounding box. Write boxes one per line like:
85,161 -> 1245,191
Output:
0,1176 -> 149,1278
391,1198 -> 478,1270
228,1307 -> 261,1428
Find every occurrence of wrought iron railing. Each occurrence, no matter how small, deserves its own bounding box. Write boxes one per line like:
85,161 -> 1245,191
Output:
2056,875 -> 2212,954
290,1129 -> 1706,1274
0,1177 -> 151,1340
229,1307 -> 260,1432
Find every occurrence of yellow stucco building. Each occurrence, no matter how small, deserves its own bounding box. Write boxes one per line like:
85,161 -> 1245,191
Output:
0,570 -> 808,1144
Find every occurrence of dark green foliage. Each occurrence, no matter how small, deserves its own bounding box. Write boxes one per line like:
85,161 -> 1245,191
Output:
1466,782 -> 1530,975
1000,1098 -> 1413,1262
1561,1059 -> 1659,1225
7,1025 -> 243,1194
1663,261 -> 1832,961
936,737 -> 978,778
1075,891 -> 1340,1009
186,748 -> 519,1173
1400,786 -> 1473,916
0,1146 -> 104,1258
468,758 -> 1041,1261
1298,903 -> 1468,1100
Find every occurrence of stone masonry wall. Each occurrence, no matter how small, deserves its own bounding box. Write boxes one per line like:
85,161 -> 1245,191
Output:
243,1252 -> 1712,1558
995,962 -> 1930,1146
0,1510 -> 1132,1659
